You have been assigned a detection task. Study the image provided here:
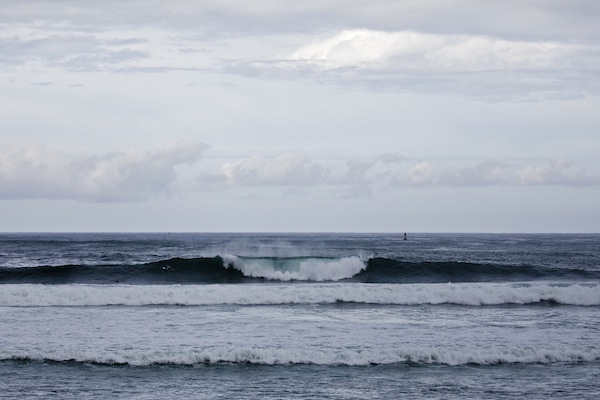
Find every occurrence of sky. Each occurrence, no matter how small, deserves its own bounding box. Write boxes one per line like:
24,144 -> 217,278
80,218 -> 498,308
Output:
1,0 -> 599,233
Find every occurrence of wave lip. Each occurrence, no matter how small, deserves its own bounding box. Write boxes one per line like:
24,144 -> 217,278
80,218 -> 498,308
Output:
222,255 -> 366,281
1,282 -> 599,307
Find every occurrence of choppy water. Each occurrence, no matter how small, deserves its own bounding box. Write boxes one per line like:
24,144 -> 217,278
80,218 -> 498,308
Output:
1,233 -> 599,399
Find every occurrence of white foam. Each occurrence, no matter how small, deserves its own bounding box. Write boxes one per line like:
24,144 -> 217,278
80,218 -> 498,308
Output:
222,255 -> 367,281
1,282 -> 598,307
3,345 -> 599,366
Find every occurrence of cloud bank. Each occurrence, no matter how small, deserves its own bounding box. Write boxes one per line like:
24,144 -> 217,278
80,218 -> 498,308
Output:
196,153 -> 600,197
286,29 -> 589,71
1,143 -> 598,203
4,7 -> 599,101
0,140 -> 208,202
230,29 -> 600,100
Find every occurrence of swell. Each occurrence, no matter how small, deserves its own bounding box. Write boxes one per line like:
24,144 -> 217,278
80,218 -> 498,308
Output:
357,258 -> 600,283
0,257 -> 251,284
0,256 -> 597,285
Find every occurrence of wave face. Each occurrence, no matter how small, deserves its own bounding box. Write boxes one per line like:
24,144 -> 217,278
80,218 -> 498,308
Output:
1,282 -> 599,307
1,255 -> 598,285
358,258 -> 600,283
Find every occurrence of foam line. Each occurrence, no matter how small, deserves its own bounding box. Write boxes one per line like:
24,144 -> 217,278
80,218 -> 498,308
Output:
3,345 -> 599,366
1,282 -> 598,307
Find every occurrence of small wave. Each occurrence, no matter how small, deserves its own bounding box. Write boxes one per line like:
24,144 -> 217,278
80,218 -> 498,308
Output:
1,282 -> 598,307
3,346 -> 599,367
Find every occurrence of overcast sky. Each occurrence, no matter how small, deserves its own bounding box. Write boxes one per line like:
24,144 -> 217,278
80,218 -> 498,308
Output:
1,0 -> 599,232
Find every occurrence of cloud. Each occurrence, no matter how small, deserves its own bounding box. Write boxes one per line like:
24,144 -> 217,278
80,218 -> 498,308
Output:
401,161 -> 438,186
4,1 -> 599,41
0,140 -> 209,201
335,159 -> 375,198
220,153 -> 329,186
441,160 -> 513,186
514,159 -> 600,186
2,143 -> 596,204
230,29 -> 600,100
431,159 -> 600,187
0,32 -> 150,72
196,153 -> 599,200
4,2 -> 598,100
286,29 -> 586,71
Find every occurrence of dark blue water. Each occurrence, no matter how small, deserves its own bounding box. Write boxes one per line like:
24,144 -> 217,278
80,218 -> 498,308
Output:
1,233 -> 599,399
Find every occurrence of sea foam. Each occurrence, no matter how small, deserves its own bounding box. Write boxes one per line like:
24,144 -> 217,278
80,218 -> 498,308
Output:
3,345 -> 599,366
222,255 -> 367,281
1,282 -> 598,307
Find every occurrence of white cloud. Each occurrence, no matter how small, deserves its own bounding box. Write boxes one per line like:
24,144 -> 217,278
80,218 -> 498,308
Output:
4,144 -> 594,204
442,160 -> 513,186
4,2 -> 599,100
401,161 -> 438,186
0,140 -> 208,201
220,153 -> 329,186
432,159 -> 600,187
197,154 -> 600,199
234,29 -> 600,100
514,159 -> 599,186
286,29 -> 586,71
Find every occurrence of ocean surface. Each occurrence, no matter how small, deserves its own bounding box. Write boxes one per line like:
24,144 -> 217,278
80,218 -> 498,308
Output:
0,232 -> 599,399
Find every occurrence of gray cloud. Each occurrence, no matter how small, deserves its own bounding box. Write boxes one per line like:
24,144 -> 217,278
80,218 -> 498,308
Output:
397,159 -> 600,187
0,33 -> 149,72
3,1 -> 599,40
0,140 -> 209,202
217,153 -> 330,187
227,29 -> 600,101
1,142 -> 596,204
194,153 -> 599,198
3,2 -> 598,100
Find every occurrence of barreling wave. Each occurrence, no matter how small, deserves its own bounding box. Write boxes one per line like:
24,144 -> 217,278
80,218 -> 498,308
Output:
3,345 -> 599,367
1,282 -> 599,307
0,256 -> 365,284
1,255 -> 598,285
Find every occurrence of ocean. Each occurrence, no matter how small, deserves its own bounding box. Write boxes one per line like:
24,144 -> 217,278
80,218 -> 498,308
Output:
0,232 -> 599,399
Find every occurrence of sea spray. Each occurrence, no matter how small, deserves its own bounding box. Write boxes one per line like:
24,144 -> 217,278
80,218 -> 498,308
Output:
222,255 -> 367,281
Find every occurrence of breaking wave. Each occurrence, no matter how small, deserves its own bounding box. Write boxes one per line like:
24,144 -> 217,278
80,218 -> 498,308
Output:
1,255 -> 598,284
3,345 -> 599,367
1,282 -> 599,307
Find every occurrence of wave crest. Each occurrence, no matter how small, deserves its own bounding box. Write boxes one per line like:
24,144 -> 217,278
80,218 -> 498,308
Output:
4,345 -> 599,367
1,282 -> 598,307
222,255 -> 366,281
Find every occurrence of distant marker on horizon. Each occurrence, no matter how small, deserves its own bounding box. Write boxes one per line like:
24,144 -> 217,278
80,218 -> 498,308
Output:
403,233 -> 407,241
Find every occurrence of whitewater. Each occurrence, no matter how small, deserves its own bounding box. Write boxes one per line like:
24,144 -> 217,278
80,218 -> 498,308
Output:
2,282 -> 599,307
1,232 -> 599,399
